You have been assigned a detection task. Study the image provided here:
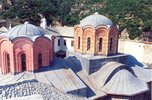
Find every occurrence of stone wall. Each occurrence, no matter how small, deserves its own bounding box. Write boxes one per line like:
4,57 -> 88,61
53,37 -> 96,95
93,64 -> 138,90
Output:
89,55 -> 128,74
67,50 -> 128,75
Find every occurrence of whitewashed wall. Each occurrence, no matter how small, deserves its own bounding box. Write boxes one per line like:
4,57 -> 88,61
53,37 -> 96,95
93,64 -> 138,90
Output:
54,37 -> 61,53
54,36 -> 74,53
143,44 -> 152,64
60,37 -> 74,51
118,39 -> 152,64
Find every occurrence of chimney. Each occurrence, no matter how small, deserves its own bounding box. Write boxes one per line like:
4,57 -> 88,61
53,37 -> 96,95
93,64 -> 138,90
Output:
9,23 -> 12,30
40,17 -> 47,29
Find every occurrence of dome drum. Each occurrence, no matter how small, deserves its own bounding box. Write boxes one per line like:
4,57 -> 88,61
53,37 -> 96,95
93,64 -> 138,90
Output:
74,13 -> 119,56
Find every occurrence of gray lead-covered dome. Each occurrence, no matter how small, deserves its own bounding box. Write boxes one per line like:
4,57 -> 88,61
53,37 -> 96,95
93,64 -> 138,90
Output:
80,12 -> 113,27
7,22 -> 45,40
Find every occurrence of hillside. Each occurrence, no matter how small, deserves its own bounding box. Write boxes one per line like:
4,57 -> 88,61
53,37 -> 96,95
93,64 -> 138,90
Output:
0,0 -> 152,39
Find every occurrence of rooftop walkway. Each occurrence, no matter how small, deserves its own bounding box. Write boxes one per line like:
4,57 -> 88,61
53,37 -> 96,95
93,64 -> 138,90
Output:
0,57 -> 87,97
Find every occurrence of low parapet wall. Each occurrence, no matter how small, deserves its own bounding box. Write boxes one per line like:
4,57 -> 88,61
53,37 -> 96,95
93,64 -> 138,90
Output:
67,50 -> 128,75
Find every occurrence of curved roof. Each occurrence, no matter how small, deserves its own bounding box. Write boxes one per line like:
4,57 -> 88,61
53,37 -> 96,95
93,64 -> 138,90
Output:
132,66 -> 152,82
90,62 -> 134,89
6,22 -> 45,40
80,12 -> 113,27
101,70 -> 148,96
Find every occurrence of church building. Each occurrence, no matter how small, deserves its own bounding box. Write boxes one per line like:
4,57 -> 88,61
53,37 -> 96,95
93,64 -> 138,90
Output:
0,22 -> 54,74
74,12 -> 118,55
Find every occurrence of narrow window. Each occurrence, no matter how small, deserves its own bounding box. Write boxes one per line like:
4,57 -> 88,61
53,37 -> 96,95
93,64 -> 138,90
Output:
71,40 -> 74,47
6,54 -> 10,71
58,39 -> 60,46
78,37 -> 80,49
21,53 -> 26,71
87,37 -> 91,50
38,53 -> 42,67
110,38 -> 112,51
99,38 -> 102,51
64,40 -> 66,46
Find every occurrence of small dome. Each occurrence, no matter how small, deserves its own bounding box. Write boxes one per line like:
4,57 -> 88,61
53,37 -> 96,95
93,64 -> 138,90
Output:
7,22 -> 45,40
90,62 -> 134,89
80,12 -> 113,27
101,70 -> 148,96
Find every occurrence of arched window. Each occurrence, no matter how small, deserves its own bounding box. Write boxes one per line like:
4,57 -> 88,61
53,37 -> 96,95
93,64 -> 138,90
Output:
58,39 -> 60,46
71,40 -> 74,47
110,38 -> 113,51
21,53 -> 26,71
87,37 -> 91,50
64,39 -> 66,46
6,53 -> 10,71
78,36 -> 80,49
38,53 -> 42,67
99,38 -> 103,51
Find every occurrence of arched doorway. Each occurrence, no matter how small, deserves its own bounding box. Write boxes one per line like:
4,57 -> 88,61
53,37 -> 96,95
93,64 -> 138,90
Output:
21,53 -> 26,71
6,53 -> 10,72
5,53 -> 10,73
110,38 -> 113,51
38,53 -> 42,68
99,38 -> 103,52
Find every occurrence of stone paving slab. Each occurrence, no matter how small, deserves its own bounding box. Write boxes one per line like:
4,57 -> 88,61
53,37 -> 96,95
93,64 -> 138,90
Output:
34,72 -> 51,84
54,69 -> 77,92
42,68 -> 87,96
44,70 -> 67,92
63,68 -> 86,89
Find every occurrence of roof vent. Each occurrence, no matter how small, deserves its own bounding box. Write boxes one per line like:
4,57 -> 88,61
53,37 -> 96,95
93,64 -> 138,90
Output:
24,21 -> 29,24
94,12 -> 99,15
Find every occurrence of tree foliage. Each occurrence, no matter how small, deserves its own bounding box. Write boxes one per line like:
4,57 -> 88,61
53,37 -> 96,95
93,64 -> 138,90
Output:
0,0 -> 82,26
0,0 -> 151,39
82,0 -> 152,39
